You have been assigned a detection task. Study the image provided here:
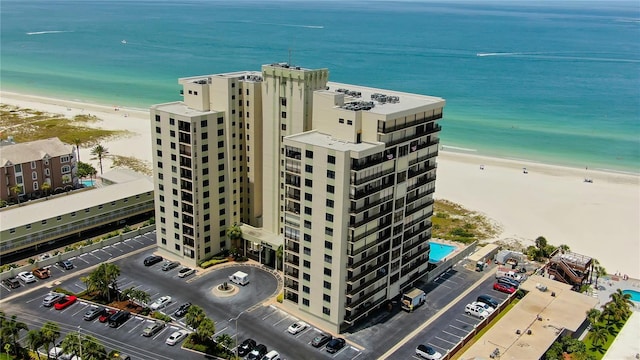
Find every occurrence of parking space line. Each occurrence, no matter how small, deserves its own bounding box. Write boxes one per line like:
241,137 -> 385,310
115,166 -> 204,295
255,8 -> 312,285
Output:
153,327 -> 170,341
442,330 -> 462,339
213,327 -> 228,337
455,318 -> 476,326
261,308 -> 278,320
128,318 -> 147,333
76,255 -> 90,263
273,315 -> 290,326
449,324 -> 469,332
72,304 -> 90,317
435,336 -> 458,346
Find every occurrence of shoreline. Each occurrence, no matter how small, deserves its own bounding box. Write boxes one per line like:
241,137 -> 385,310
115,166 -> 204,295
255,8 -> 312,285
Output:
1,90 -> 638,278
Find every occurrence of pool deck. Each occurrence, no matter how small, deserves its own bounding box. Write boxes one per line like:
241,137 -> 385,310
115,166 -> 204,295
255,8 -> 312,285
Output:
429,239 -> 464,263
591,275 -> 640,359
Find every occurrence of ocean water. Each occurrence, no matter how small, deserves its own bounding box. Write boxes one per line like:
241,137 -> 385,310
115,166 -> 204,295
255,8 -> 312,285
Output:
1,0 -> 639,173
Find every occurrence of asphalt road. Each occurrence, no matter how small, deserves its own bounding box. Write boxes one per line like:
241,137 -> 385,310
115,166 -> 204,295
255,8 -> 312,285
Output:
1,231 -> 505,360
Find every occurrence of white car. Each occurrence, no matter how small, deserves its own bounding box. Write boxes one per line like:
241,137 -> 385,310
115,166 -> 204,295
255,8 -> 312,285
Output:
149,296 -> 172,310
165,329 -> 189,345
178,267 -> 195,278
472,301 -> 495,314
287,321 -> 308,335
465,303 -> 490,319
42,292 -> 65,307
17,271 -> 37,283
416,344 -> 442,359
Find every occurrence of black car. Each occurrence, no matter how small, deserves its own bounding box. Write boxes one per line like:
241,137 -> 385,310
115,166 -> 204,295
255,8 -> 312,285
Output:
2,277 -> 21,289
477,294 -> 499,309
497,277 -> 520,289
83,306 -> 106,321
57,260 -> 74,270
311,332 -> 332,347
143,255 -> 163,266
326,338 -> 346,353
246,343 -> 267,360
173,302 -> 192,317
237,338 -> 256,357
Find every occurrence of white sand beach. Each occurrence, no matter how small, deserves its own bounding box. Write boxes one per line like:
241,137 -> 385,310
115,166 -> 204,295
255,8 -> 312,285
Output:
2,91 -> 639,278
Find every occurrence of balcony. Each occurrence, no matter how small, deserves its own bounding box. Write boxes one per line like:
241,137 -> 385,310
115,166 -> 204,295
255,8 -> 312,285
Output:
407,175 -> 436,192
350,176 -> 395,200
284,267 -> 299,278
345,284 -> 387,310
378,114 -> 443,134
352,167 -> 395,186
405,199 -> 434,217
179,157 -> 192,168
351,155 -> 385,171
284,254 -> 300,266
346,266 -> 389,295
350,206 -> 392,228
402,238 -> 426,253
403,223 -> 432,242
285,205 -> 300,215
348,242 -> 390,270
285,190 -> 300,201
285,150 -> 302,160
409,151 -> 438,166
405,212 -> 433,229
350,194 -> 393,214
347,260 -> 389,285
284,279 -> 299,292
344,295 -> 387,324
179,145 -> 192,157
285,161 -> 301,174
285,174 -> 301,187
408,164 -> 436,179
285,242 -> 300,253
406,188 -> 435,204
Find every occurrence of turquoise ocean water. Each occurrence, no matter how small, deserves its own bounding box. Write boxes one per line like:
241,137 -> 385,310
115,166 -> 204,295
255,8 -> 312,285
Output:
1,0 -> 639,173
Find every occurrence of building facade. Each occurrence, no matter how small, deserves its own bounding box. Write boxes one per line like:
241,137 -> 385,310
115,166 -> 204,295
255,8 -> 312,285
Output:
0,137 -> 78,203
151,63 -> 445,332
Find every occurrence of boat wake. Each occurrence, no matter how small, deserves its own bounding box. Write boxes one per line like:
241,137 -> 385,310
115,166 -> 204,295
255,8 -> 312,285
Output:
476,51 -> 640,63
239,20 -> 323,29
26,30 -> 72,35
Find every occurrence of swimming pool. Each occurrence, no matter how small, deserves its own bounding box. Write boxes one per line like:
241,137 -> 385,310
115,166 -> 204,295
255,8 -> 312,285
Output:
429,242 -> 456,263
622,289 -> 640,302
82,179 -> 95,187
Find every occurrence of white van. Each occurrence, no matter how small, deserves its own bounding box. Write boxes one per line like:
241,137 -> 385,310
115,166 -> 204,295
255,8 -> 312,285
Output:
229,271 -> 249,286
261,350 -> 281,360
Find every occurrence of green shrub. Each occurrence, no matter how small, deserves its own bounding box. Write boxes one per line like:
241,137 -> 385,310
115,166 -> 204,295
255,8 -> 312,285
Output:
28,258 -> 36,264
54,287 -> 75,296
151,311 -> 172,322
122,225 -> 132,233
277,293 -> 284,303
200,258 -> 229,269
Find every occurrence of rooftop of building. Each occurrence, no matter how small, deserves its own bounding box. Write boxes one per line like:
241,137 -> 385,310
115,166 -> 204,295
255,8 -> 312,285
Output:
459,275 -> 599,360
240,223 -> 282,247
325,82 -> 445,116
0,170 -> 153,229
151,101 -> 218,117
285,130 -> 382,153
1,137 -> 73,166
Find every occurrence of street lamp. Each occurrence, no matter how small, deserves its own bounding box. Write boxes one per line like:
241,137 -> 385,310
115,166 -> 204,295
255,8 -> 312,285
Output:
230,310 -> 247,359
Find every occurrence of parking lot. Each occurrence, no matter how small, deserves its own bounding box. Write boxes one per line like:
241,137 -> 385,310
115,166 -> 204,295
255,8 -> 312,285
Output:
385,272 -> 512,359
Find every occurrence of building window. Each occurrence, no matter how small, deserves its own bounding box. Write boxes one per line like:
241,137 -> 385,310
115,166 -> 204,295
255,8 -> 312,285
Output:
327,185 -> 334,193
326,214 -> 333,222
303,273 -> 310,281
201,120 -> 208,127
305,150 -> 313,159
26,224 -> 31,229
281,97 -> 287,106
303,260 -> 311,268
323,307 -> 330,315
170,118 -> 175,125
339,118 -> 344,124
324,254 -> 332,263
323,281 -> 331,289
328,155 -> 336,164
324,267 -> 332,276
156,139 -> 162,145
31,161 -> 37,169
281,112 -> 286,119
61,165 -> 71,173
325,227 -> 333,236
305,165 -> 313,173
281,124 -> 286,131
304,234 -> 311,242
60,155 -> 70,163
325,240 -> 333,249
347,120 -> 353,125
32,181 -> 39,190
170,130 -> 176,137
303,286 -> 310,294
156,126 -> 161,134
326,199 -> 334,208
304,220 -> 312,229
303,299 -> 310,306
202,132 -> 208,140
155,115 -> 161,122
304,207 -> 312,215
32,172 -> 38,180
327,170 -> 335,179
304,247 -> 311,255
45,168 -> 50,176
305,193 -> 312,201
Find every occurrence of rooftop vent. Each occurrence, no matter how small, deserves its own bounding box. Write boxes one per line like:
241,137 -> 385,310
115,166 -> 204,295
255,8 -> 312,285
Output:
371,93 -> 400,104
342,101 -> 375,111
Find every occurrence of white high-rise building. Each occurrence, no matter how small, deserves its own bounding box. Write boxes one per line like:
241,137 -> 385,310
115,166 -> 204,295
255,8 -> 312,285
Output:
151,63 -> 444,332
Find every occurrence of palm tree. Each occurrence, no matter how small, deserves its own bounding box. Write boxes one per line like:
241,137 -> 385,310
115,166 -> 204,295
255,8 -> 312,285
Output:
590,258 -> 600,284
82,335 -> 107,360
61,332 -> 83,359
276,244 -> 284,272
40,321 -> 61,357
26,329 -> 44,359
10,184 -> 22,205
588,323 -> 609,350
558,244 -> 570,253
226,223 -> 243,251
0,315 -> 28,356
586,308 -> 601,327
90,144 -> 109,175
185,305 -> 206,330
83,263 -> 121,302
609,289 -> 635,313
41,182 -> 51,199
195,318 -> 215,343
216,333 -> 234,351
73,138 -> 82,162
594,265 -> 607,287
121,287 -> 150,307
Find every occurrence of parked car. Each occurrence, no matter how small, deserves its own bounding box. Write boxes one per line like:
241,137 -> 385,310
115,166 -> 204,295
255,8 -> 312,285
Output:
465,303 -> 490,319
57,260 -> 74,270
142,321 -> 166,337
476,294 -> 499,309
161,261 -> 180,271
326,338 -> 346,353
143,255 -> 163,266
99,309 -> 117,323
416,344 -> 442,359
472,301 -> 495,314
150,296 -> 172,310
17,271 -> 36,283
48,342 -> 64,359
32,267 -> 51,279
42,292 -> 65,307
84,306 -> 106,321
178,267 -> 196,278
54,295 -> 77,310
287,321 -> 308,335
311,332 -> 332,347
497,277 -> 520,289
165,329 -> 189,345
108,311 -> 131,328
173,302 -> 191,317
493,282 -> 516,294
2,277 -> 21,289
261,350 -> 281,360
237,338 -> 256,356
246,344 -> 267,360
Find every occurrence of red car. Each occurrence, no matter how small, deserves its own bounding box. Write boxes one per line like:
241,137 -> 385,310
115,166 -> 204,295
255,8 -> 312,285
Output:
99,309 -> 117,323
493,282 -> 516,294
53,295 -> 77,310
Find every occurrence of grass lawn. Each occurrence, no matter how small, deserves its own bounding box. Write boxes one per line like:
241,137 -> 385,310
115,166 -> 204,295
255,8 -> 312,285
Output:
0,353 -> 14,360
451,299 -> 520,359
583,321 -> 625,360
